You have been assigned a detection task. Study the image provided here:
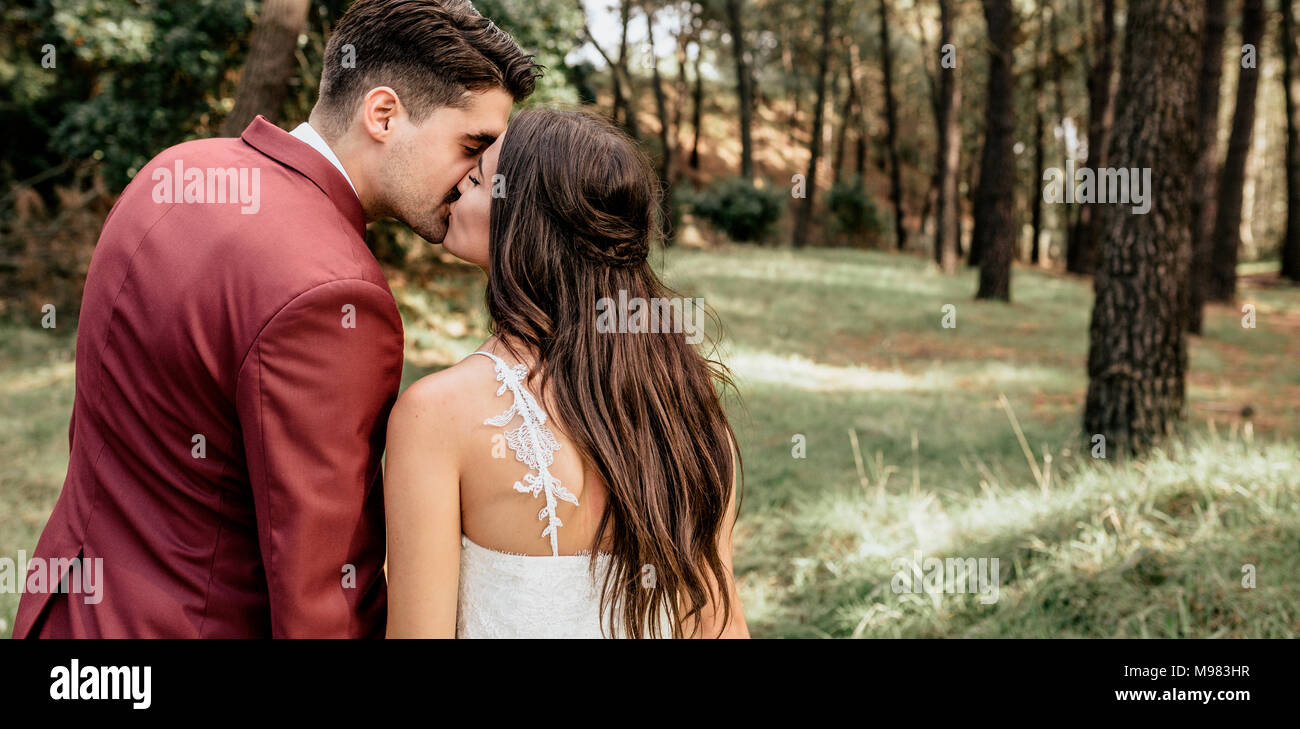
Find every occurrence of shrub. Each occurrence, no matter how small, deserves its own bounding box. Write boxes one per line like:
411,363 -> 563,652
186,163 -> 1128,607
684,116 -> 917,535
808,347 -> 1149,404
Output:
690,177 -> 784,243
827,176 -> 884,246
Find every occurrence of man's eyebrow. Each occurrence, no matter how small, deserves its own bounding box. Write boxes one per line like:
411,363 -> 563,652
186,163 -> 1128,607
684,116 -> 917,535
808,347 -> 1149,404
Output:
465,132 -> 498,146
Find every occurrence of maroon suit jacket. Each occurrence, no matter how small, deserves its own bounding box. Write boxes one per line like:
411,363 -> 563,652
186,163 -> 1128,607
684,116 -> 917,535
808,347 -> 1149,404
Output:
13,117 -> 403,638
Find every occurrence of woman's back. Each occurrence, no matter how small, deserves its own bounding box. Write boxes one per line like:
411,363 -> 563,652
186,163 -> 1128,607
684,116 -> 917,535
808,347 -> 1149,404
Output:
428,342 -> 671,638
445,343 -> 612,557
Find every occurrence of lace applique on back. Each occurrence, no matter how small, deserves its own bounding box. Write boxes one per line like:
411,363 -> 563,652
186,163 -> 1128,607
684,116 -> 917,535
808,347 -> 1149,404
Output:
470,350 -> 578,557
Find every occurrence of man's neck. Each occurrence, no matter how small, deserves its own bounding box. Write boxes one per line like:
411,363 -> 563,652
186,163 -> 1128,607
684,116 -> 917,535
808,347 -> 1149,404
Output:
307,111 -> 375,220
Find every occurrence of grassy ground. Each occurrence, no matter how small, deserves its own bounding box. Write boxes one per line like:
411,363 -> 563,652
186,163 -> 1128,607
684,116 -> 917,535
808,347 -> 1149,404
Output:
3,246 -> 1298,637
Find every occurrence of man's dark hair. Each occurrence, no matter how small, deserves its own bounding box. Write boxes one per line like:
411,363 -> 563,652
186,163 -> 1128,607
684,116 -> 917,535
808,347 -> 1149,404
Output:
316,0 -> 539,137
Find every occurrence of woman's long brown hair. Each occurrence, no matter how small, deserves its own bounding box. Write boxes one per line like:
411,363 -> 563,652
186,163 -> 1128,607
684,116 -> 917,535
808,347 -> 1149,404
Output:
486,108 -> 741,638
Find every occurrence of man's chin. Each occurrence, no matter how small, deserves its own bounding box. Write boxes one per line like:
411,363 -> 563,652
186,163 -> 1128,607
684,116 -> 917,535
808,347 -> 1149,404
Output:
410,216 -> 450,245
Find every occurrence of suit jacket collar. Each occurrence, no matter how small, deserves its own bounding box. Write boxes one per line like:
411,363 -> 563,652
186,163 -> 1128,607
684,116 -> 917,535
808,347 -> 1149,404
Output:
240,115 -> 366,239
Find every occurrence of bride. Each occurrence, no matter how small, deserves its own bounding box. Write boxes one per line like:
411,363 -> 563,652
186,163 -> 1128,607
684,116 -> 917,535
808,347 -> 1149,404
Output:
383,108 -> 748,638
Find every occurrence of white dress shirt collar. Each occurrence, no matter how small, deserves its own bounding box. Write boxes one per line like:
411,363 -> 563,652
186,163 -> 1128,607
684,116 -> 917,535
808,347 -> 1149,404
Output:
288,122 -> 359,199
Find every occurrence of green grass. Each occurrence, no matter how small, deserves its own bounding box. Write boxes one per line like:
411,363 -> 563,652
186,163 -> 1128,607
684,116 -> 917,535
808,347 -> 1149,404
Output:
1,324 -> 77,636
3,246 -> 1298,637
649,247 -> 1300,637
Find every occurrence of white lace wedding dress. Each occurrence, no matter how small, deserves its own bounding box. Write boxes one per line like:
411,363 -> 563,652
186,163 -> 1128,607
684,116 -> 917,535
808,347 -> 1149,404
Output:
455,351 -> 672,638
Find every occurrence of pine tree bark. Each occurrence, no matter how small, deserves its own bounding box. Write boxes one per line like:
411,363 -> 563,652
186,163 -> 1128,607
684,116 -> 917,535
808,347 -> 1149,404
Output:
690,41 -> 704,170
1207,0 -> 1265,302
783,28 -> 802,123
1186,0 -> 1228,333
644,1 -> 673,241
1052,1 -> 1076,265
724,0 -> 755,180
673,18 -> 692,158
221,0 -> 311,136
1031,5 -> 1047,265
792,0 -> 835,248
914,8 -> 941,253
878,0 -> 908,250
1281,0 -> 1300,282
1084,0 -> 1201,457
973,0 -> 1017,300
615,0 -> 641,139
851,43 -> 869,180
1065,0 -> 1117,275
833,63 -> 852,186
936,0 -> 961,274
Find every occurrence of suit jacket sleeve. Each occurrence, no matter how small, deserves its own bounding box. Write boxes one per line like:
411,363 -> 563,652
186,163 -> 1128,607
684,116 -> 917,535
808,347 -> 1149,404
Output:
236,278 -> 404,637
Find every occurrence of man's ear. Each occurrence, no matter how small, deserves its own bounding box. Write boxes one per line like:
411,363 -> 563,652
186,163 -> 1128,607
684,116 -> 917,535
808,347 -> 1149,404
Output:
360,86 -> 402,142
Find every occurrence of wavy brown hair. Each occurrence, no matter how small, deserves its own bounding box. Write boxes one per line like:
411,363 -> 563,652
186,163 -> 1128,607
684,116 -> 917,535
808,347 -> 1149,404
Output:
486,108 -> 741,638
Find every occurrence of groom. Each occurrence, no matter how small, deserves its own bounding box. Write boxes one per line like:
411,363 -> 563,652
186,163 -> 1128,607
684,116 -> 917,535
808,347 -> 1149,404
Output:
13,0 -> 536,637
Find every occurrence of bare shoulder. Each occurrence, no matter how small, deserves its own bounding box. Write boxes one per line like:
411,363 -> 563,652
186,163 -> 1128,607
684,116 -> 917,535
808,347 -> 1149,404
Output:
389,352 -> 501,437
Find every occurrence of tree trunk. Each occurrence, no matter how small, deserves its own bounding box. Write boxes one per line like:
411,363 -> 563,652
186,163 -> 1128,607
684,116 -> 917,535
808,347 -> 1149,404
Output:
1084,0 -> 1201,457
673,15 -> 693,165
615,0 -> 640,139
724,0 -> 755,180
1207,0 -> 1265,302
851,43 -> 869,179
783,28 -> 802,124
912,8 -> 939,248
1186,0 -> 1228,333
878,0 -> 907,250
832,63 -> 852,186
644,1 -> 674,242
220,0 -> 311,136
1283,0 -> 1300,282
792,0 -> 835,248
1052,0 -> 1077,264
611,49 -> 626,125
1031,5 -> 1047,265
936,0 -> 961,273
1065,0 -> 1117,275
964,143 -> 978,261
854,124 -> 868,180
690,42 -> 704,170
973,0 -> 1017,300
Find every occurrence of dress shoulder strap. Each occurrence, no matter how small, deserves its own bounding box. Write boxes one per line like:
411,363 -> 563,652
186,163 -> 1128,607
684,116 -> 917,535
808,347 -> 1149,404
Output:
470,350 -> 577,557
468,350 -> 504,367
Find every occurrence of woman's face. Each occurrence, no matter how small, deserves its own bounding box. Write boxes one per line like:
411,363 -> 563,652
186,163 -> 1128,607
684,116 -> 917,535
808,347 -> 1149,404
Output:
442,132 -> 504,270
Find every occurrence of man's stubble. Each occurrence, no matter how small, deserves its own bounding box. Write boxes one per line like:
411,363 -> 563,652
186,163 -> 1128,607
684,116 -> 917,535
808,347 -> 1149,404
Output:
376,136 -> 456,245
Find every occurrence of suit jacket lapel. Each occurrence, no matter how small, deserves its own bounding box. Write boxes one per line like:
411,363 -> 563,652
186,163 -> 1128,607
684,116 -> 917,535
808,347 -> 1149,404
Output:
240,115 -> 366,239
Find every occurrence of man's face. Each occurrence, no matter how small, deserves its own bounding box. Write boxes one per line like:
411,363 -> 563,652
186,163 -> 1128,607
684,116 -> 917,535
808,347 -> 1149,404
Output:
379,87 -> 512,244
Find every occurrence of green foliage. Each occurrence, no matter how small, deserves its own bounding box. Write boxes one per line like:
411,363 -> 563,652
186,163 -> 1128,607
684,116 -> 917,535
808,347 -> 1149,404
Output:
826,175 -> 884,245
689,177 -> 784,243
1,0 -> 252,191
471,0 -> 585,106
0,0 -> 589,194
